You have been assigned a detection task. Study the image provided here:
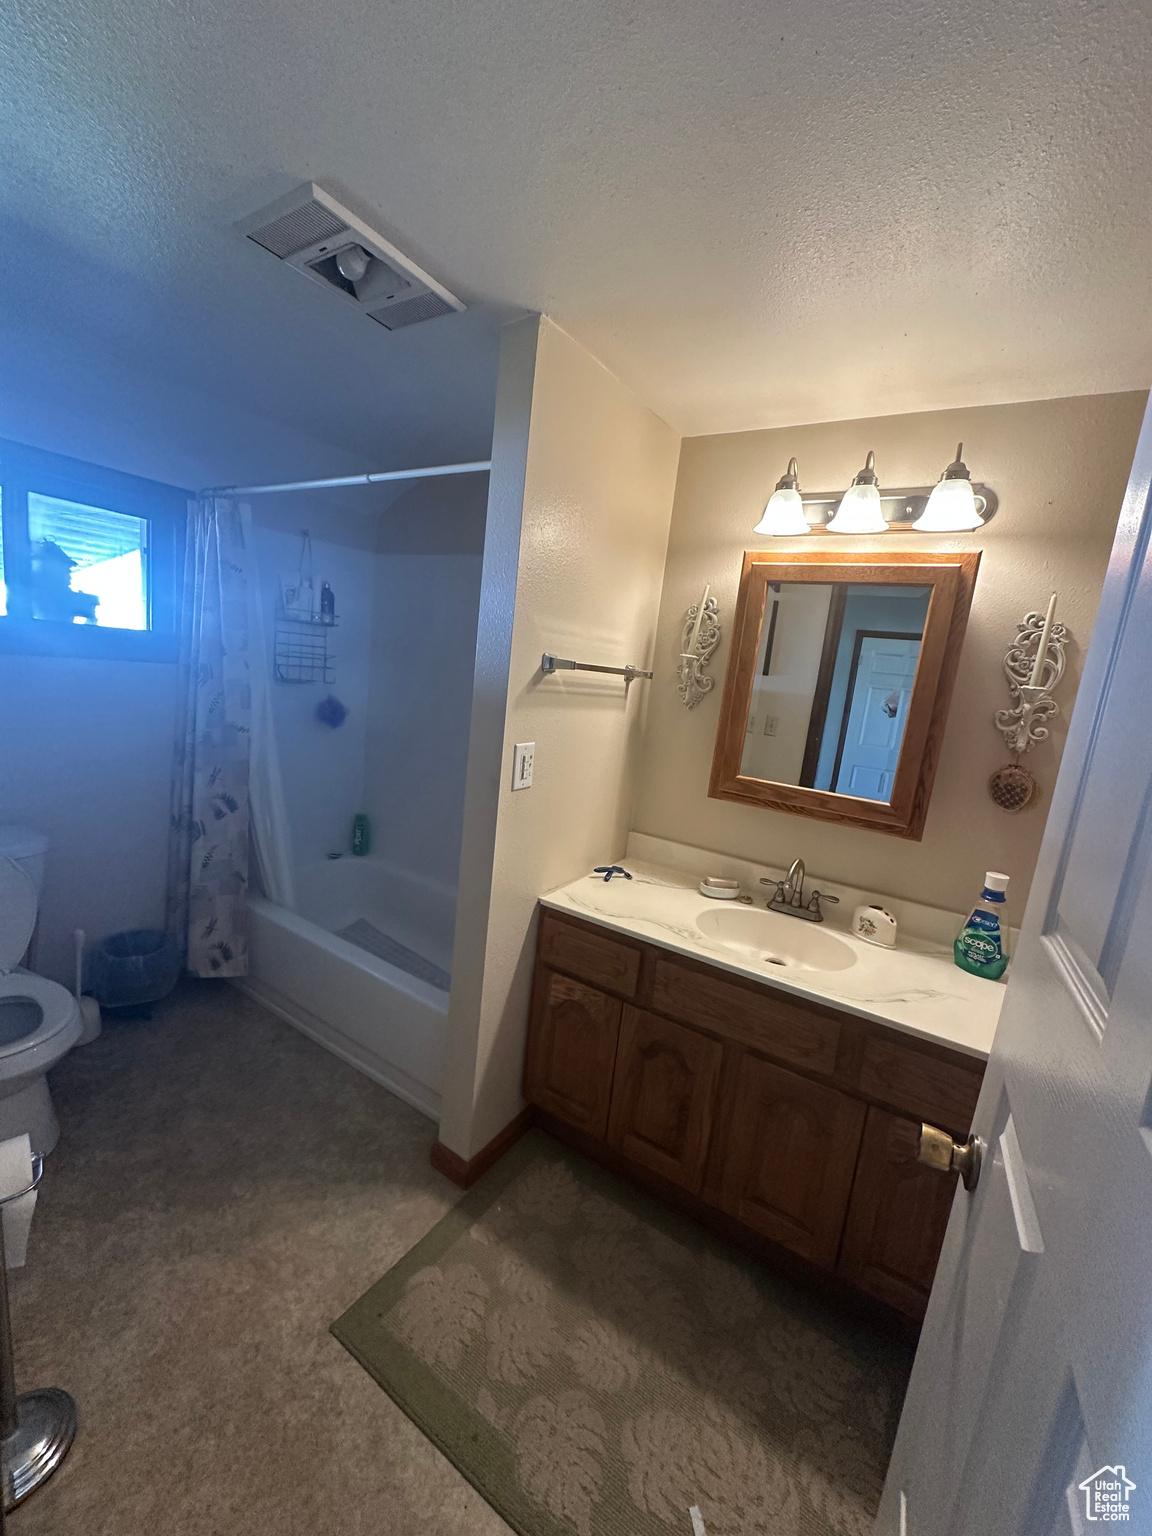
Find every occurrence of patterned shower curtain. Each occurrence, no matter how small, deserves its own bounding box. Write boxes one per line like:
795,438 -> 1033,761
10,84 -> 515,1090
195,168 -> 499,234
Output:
166,496 -> 252,977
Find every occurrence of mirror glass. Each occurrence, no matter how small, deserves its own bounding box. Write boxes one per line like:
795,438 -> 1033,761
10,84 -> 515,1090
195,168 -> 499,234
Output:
739,582 -> 933,802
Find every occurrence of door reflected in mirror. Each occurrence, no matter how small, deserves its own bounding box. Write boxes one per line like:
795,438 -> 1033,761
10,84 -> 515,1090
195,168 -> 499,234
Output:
740,583 -> 932,803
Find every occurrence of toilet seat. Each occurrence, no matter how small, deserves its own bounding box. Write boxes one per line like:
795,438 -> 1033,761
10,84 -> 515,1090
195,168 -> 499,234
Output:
0,857 -> 81,1066
0,844 -> 82,1155
0,974 -> 81,1062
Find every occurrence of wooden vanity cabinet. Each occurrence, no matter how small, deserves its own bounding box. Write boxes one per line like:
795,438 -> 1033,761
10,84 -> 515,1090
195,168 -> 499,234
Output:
524,910 -> 985,1321
524,969 -> 622,1139
606,1007 -> 723,1194
837,1107 -> 959,1316
719,1056 -> 866,1266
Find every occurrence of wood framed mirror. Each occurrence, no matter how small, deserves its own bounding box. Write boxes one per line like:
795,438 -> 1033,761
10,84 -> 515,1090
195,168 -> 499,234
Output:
709,550 -> 980,839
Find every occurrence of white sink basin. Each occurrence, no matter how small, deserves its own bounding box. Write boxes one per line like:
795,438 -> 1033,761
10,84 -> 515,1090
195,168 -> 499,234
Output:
696,905 -> 858,973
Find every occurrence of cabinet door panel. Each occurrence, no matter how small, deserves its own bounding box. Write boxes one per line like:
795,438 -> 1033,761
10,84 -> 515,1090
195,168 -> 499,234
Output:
720,1055 -> 866,1266
524,970 -> 622,1137
607,1008 -> 723,1193
838,1106 -> 957,1319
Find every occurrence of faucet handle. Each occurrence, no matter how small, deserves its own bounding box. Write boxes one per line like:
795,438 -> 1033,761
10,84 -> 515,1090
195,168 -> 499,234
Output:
808,890 -> 839,909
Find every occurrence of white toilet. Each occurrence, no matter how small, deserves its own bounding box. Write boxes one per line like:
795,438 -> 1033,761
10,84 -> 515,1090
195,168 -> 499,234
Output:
0,828 -> 82,1155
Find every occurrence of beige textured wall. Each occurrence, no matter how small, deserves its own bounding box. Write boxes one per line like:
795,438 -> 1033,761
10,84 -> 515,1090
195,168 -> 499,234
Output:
440,317 -> 681,1157
633,392 -> 1146,915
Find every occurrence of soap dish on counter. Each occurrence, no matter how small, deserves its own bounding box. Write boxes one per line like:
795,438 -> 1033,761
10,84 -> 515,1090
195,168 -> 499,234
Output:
699,877 -> 740,900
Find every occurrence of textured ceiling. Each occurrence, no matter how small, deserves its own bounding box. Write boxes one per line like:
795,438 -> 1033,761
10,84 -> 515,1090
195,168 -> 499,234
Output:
2,0 -> 1150,461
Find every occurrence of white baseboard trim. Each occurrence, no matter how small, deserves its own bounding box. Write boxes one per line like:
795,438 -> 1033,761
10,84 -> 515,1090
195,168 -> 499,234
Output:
233,977 -> 441,1124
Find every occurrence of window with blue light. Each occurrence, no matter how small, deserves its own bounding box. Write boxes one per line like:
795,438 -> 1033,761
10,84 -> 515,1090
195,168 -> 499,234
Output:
26,494 -> 149,629
0,441 -> 185,660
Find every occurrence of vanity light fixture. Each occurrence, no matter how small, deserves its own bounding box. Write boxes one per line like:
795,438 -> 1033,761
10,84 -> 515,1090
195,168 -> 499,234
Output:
826,451 -> 888,534
753,458 -> 809,536
912,443 -> 984,532
751,447 -> 997,534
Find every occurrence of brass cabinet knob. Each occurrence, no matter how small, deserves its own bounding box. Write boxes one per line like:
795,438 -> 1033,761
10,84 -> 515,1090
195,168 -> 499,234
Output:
918,1123 -> 984,1192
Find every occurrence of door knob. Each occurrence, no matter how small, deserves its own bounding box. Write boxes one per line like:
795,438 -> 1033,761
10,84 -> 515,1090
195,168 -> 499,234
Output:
918,1123 -> 983,1191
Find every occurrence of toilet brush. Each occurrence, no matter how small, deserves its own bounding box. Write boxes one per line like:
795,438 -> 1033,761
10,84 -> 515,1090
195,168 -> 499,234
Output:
72,931 -> 101,1046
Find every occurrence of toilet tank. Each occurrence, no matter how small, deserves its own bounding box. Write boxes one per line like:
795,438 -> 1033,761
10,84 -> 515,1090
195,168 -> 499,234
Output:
0,827 -> 49,901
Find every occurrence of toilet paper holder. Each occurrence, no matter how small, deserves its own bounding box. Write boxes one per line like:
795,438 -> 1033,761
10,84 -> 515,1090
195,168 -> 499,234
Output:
0,1155 -> 76,1522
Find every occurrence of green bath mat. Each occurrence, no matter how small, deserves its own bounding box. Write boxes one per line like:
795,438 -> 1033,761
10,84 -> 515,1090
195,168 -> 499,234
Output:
332,1131 -> 912,1536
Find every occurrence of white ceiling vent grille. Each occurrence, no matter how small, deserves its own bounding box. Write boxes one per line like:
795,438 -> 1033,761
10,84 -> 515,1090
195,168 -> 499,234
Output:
237,183 -> 465,331
246,200 -> 349,259
368,292 -> 455,330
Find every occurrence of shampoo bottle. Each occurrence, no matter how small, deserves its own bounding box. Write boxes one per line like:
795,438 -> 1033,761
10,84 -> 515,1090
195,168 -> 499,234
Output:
954,871 -> 1010,980
351,814 -> 371,857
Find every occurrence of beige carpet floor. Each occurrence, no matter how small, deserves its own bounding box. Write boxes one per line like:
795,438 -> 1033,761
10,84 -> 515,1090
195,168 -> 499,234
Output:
6,980 -> 513,1536
334,1132 -> 914,1536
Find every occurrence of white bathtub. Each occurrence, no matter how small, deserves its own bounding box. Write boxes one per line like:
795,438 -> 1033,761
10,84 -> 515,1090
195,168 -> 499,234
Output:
238,857 -> 454,1121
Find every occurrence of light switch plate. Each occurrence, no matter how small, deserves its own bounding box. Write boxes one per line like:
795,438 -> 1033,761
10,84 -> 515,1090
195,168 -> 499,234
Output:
512,741 -> 535,790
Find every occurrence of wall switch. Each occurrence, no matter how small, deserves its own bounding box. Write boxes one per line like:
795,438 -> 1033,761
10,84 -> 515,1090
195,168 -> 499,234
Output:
512,742 -> 535,790
764,715 -> 779,737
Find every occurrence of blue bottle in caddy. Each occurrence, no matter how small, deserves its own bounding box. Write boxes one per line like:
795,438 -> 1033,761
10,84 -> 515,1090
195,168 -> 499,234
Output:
351,814 -> 371,857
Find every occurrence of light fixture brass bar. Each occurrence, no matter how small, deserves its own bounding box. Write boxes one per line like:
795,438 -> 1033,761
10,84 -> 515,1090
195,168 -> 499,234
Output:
797,484 -> 997,527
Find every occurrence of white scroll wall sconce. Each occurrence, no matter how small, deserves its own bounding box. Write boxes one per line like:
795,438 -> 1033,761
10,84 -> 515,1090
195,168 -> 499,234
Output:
754,444 -> 997,536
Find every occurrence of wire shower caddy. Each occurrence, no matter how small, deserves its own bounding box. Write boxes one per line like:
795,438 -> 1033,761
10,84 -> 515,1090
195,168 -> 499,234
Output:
274,609 -> 337,684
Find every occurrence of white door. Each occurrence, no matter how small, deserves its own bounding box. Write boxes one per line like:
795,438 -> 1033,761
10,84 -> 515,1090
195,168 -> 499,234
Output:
877,395 -> 1152,1535
833,634 -> 920,800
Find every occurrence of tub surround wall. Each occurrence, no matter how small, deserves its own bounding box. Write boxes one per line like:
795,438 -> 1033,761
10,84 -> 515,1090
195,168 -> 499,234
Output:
440,316 -> 681,1160
251,492 -> 382,871
252,475 -> 486,906
633,392 -> 1147,915
364,475 -> 487,894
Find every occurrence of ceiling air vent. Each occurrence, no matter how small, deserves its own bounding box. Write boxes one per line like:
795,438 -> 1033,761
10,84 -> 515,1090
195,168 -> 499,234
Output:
238,183 -> 464,331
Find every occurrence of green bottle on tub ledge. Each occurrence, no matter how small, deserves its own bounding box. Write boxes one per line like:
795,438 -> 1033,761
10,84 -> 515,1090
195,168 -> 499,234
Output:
352,814 -> 371,857
954,871 -> 1010,980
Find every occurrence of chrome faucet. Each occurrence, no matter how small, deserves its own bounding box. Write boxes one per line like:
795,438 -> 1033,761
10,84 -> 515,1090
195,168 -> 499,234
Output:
760,859 -> 840,924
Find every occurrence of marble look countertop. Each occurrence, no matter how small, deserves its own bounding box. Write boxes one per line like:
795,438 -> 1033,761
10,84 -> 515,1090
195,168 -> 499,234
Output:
540,860 -> 1005,1061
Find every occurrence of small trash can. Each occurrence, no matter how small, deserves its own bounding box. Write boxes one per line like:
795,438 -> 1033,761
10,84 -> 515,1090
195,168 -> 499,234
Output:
92,929 -> 180,1012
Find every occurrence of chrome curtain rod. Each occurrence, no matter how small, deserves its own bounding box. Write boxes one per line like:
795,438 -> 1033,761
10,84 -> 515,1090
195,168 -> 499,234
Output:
205,459 -> 492,497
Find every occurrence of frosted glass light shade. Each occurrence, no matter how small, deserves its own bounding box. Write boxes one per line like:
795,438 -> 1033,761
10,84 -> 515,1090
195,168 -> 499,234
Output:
827,481 -> 887,534
754,486 -> 809,536
913,476 -> 983,531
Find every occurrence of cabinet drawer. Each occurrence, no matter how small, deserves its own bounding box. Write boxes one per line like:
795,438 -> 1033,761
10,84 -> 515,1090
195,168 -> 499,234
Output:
858,1036 -> 982,1133
524,970 -> 622,1138
719,1054 -> 866,1267
539,913 -> 641,998
607,1007 -> 723,1194
651,957 -> 840,1076
838,1107 -> 957,1320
